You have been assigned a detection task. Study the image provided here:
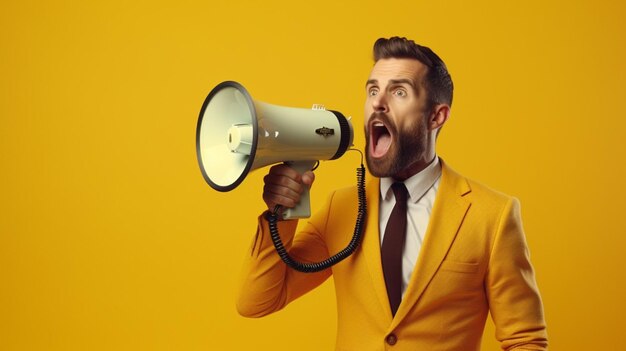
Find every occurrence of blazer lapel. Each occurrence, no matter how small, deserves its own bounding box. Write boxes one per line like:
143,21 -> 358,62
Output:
362,176 -> 394,323
391,161 -> 472,327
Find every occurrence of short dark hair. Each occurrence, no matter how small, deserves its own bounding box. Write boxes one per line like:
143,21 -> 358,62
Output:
373,37 -> 453,109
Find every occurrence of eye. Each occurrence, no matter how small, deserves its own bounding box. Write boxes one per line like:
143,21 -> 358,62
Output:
393,89 -> 407,97
368,87 -> 379,97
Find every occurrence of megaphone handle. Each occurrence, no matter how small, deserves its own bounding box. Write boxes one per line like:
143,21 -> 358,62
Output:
282,160 -> 318,220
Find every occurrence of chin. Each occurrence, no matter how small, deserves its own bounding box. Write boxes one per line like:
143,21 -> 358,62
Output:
365,153 -> 396,178
366,146 -> 427,179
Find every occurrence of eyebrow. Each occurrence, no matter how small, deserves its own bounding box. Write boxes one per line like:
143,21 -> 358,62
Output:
365,78 -> 416,89
389,79 -> 416,88
365,79 -> 378,87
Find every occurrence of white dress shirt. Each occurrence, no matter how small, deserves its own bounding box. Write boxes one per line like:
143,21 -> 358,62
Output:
379,157 -> 442,298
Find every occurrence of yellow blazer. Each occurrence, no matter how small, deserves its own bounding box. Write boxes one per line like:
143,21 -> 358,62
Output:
237,160 -> 547,350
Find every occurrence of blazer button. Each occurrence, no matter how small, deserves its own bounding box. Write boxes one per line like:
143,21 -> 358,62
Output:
385,333 -> 398,345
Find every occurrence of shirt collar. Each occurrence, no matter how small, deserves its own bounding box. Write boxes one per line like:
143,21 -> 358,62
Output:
380,156 -> 442,204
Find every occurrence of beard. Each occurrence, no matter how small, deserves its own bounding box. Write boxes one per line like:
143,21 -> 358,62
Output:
365,112 -> 429,178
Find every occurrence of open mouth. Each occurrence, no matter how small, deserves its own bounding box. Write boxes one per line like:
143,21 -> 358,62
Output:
369,120 -> 392,158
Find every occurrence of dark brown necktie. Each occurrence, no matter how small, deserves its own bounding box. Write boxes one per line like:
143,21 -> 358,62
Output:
381,182 -> 408,317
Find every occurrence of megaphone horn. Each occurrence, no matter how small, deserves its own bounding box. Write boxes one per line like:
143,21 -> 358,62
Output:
196,81 -> 354,219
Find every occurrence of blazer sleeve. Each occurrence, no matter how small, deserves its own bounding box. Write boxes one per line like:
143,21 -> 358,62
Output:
236,197 -> 334,318
486,197 -> 548,350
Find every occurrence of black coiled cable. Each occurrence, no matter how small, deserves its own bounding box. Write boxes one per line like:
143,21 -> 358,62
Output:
266,162 -> 367,273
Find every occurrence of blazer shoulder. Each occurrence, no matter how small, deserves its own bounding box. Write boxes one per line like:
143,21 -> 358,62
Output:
442,161 -> 517,208
327,175 -> 378,205
309,184 -> 361,223
323,185 -> 358,208
466,177 -> 515,203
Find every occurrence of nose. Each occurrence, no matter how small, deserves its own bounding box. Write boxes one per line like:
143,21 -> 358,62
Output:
372,91 -> 388,113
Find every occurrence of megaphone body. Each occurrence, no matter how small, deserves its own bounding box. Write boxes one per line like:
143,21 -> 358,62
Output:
196,81 -> 354,219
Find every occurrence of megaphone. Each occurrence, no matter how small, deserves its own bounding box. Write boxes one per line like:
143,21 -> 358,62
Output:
196,81 -> 354,219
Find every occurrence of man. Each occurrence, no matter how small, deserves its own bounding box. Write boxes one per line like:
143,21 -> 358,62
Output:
237,37 -> 548,350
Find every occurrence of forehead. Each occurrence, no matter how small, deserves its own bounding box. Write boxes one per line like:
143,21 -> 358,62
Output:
367,58 -> 428,86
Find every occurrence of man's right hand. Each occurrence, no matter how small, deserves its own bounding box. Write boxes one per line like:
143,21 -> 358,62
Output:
262,164 -> 315,213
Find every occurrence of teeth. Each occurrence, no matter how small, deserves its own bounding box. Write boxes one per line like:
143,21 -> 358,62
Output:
373,121 -> 384,127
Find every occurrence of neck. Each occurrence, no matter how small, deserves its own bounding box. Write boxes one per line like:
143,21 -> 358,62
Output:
393,133 -> 437,181
393,153 -> 436,181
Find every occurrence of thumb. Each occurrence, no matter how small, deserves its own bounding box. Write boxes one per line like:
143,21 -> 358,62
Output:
301,171 -> 315,188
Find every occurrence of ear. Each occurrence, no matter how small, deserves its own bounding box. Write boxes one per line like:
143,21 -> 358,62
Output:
429,104 -> 450,131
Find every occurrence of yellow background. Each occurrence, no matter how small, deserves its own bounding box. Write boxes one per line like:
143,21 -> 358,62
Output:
1,0 -> 625,350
